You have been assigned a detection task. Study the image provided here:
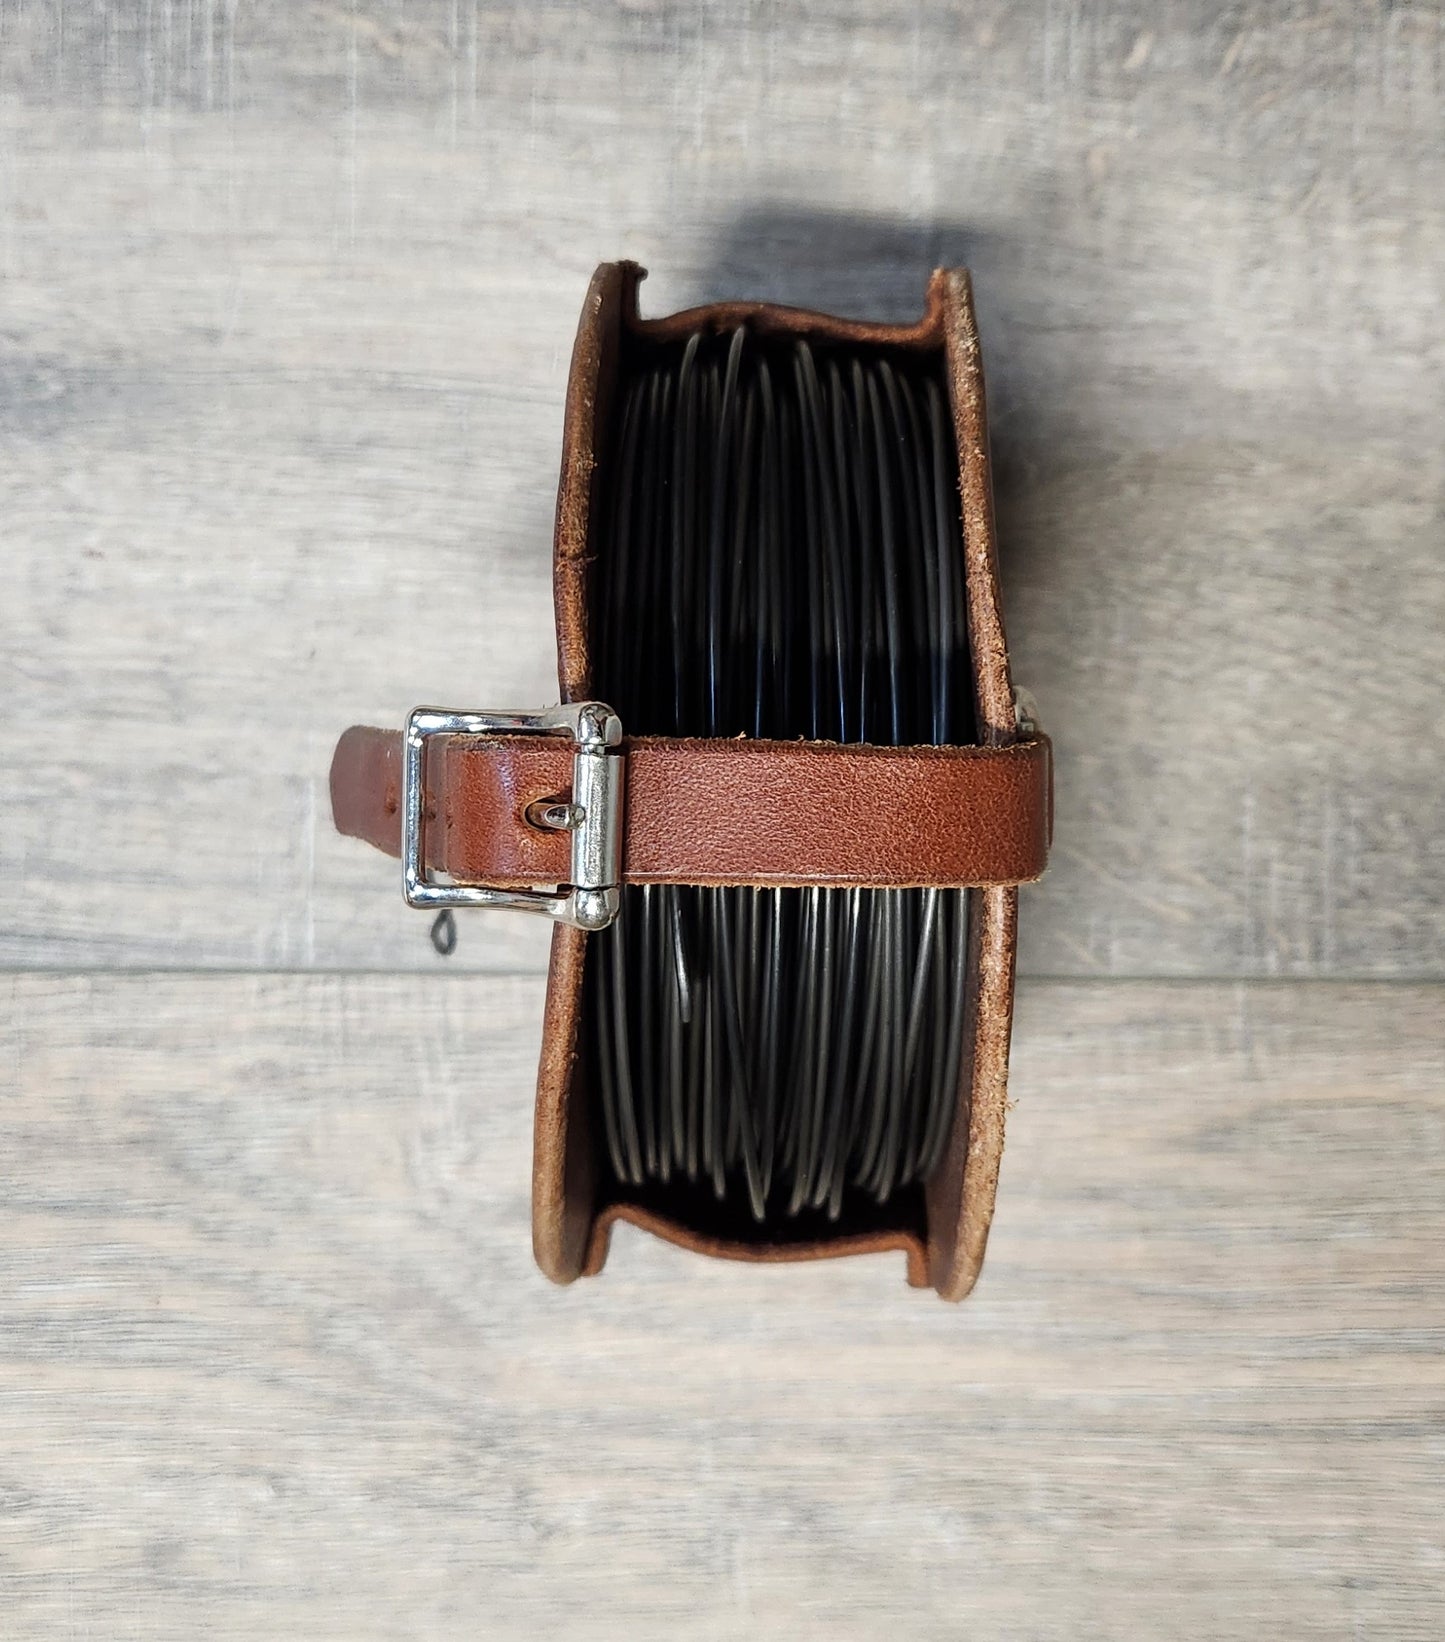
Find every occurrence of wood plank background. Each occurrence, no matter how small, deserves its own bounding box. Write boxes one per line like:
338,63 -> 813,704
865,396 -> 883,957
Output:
3,977 -> 1443,1638
2,0 -> 1441,978
2,3 -> 1442,1637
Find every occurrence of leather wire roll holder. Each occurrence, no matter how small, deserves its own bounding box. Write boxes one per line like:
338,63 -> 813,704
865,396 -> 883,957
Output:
330,262 -> 1051,1300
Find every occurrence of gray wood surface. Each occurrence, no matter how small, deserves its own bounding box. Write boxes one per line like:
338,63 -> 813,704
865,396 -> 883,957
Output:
1,0 -> 1441,977
3,976 -> 1442,1639
3,6 -> 1443,1638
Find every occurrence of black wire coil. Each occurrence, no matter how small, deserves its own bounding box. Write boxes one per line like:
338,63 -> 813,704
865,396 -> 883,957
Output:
588,324 -> 975,1227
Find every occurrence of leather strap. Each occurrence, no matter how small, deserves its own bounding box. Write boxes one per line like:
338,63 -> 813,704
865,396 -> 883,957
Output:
330,724 -> 1051,890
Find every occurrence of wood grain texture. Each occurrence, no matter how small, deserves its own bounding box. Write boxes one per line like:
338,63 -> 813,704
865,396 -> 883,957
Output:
1,1 -> 1441,976
1,974 -> 1441,1639
3,10 -> 1441,1633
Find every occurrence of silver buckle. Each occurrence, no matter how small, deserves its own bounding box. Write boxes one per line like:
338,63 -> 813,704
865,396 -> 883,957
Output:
402,701 -> 625,931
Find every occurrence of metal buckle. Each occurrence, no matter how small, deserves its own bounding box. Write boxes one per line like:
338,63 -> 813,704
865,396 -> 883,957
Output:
402,701 -> 625,931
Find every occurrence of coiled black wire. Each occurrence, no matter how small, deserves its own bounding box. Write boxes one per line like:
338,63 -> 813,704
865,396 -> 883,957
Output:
587,325 -> 974,1228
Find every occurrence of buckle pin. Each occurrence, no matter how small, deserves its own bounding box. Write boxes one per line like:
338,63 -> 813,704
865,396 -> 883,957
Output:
525,799 -> 586,832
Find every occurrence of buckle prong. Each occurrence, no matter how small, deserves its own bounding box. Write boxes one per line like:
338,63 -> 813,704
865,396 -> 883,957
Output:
402,702 -> 624,931
525,798 -> 587,832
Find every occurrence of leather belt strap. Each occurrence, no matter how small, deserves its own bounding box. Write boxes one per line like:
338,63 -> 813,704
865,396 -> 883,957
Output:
330,724 -> 1052,890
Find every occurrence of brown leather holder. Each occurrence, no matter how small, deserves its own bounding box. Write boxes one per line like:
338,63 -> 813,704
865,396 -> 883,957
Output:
330,262 -> 1049,1300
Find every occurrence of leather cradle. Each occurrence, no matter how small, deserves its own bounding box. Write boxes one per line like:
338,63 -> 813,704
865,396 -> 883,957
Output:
330,262 -> 1047,1300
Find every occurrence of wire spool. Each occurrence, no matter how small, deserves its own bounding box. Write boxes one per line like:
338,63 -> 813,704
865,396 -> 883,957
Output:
587,324 -> 975,1230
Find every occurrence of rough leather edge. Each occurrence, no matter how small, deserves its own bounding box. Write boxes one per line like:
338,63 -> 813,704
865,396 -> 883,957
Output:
531,262 -> 626,1283
582,1204 -> 930,1288
923,269 -> 1020,1300
554,263 -> 627,702
945,268 -> 1016,741
924,885 -> 1017,1299
531,925 -> 596,1284
620,259 -> 949,351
